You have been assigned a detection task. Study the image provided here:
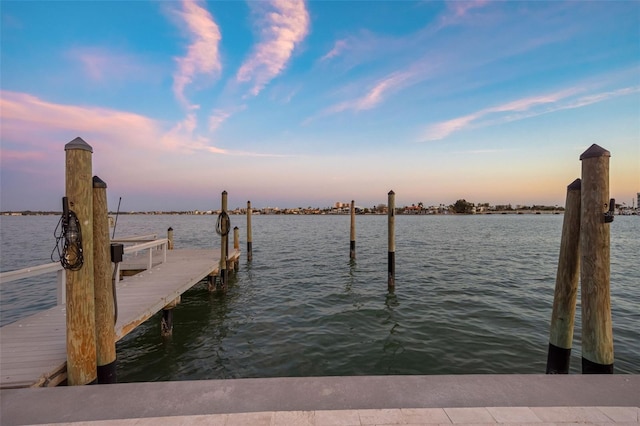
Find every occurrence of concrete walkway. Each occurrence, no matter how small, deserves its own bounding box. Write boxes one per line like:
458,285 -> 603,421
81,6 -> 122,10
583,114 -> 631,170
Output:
1,375 -> 638,425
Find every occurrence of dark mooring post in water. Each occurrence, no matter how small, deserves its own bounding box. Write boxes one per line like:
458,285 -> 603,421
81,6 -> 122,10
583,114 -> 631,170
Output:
93,176 -> 117,384
388,190 -> 396,291
350,200 -> 356,260
546,178 -> 581,374
65,137 -> 97,385
247,201 -> 253,261
580,144 -> 614,373
219,190 -> 229,290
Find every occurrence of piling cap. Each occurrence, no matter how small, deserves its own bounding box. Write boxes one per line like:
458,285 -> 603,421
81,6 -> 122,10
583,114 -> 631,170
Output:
580,144 -> 610,160
65,137 -> 93,152
567,178 -> 581,191
92,175 -> 107,188
388,190 -> 395,195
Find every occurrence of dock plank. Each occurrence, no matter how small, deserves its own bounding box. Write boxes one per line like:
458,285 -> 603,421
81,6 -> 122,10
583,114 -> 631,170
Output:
0,248 -> 240,389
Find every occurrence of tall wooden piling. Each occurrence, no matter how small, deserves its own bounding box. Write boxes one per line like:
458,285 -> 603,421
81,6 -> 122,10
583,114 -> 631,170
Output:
350,200 -> 356,260
388,190 -> 396,291
580,144 -> 614,373
64,137 -> 97,385
546,178 -> 581,374
219,191 -> 229,290
167,227 -> 174,250
247,201 -> 253,261
233,226 -> 240,270
92,176 -> 116,384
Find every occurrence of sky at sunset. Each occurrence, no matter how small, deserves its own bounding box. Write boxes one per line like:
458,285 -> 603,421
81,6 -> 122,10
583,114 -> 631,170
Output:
1,0 -> 638,212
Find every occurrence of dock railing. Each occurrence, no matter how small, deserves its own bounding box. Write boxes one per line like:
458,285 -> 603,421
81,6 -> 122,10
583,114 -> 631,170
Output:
0,236 -> 169,306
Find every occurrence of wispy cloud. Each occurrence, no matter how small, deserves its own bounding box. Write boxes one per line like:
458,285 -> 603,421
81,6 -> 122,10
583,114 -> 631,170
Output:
67,47 -> 148,83
208,104 -> 247,132
423,86 -> 640,141
329,71 -> 415,114
236,0 -> 310,96
320,39 -> 347,62
171,0 -> 222,109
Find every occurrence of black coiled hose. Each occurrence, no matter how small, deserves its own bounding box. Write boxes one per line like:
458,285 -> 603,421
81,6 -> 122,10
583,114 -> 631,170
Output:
215,211 -> 230,236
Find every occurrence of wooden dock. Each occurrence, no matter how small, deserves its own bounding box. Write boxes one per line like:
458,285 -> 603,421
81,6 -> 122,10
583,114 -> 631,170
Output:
0,246 -> 240,389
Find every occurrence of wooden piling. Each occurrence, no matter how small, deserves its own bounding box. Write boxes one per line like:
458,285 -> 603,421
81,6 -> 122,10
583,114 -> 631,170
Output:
219,191 -> 229,290
64,137 -> 97,385
580,144 -> 614,373
546,178 -> 581,374
247,201 -> 253,261
388,190 -> 395,291
167,227 -> 174,250
350,200 -> 356,260
161,297 -> 180,337
92,176 -> 116,384
234,226 -> 239,251
233,226 -> 240,270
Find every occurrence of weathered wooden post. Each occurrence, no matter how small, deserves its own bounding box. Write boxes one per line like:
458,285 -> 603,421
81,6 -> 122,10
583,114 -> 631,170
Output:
388,190 -> 395,291
233,226 -> 240,270
65,137 -> 97,385
167,227 -> 174,250
247,201 -> 253,261
546,178 -> 581,374
161,297 -> 179,337
219,190 -> 229,290
580,144 -> 614,373
92,176 -> 116,383
350,200 -> 356,260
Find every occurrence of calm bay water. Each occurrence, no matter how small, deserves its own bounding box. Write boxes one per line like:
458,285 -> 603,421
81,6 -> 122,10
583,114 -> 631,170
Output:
1,214 -> 638,378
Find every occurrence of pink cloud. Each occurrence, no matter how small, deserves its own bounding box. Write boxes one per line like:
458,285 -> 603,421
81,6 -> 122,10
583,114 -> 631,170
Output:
236,0 -> 310,96
0,91 -> 233,157
171,0 -> 222,109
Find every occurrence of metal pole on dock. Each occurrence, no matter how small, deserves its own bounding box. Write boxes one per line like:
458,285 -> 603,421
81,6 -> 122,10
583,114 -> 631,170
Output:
350,200 -> 356,260
580,144 -> 614,373
64,137 -> 97,385
219,191 -> 229,290
546,178 -> 581,374
247,201 -> 253,261
92,176 -> 117,384
388,190 -> 395,291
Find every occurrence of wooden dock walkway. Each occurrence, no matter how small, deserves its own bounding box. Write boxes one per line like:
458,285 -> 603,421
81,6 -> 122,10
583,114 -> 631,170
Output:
0,247 -> 240,389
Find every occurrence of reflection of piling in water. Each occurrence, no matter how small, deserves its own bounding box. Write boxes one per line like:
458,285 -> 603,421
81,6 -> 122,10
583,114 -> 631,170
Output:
580,144 -> 614,373
350,200 -> 356,260
388,190 -> 395,291
546,178 -> 581,374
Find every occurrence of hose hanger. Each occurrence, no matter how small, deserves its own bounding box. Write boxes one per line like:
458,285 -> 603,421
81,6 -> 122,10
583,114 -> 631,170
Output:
51,197 -> 84,271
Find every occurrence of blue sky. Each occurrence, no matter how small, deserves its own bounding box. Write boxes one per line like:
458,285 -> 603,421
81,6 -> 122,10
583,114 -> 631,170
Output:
1,0 -> 638,211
